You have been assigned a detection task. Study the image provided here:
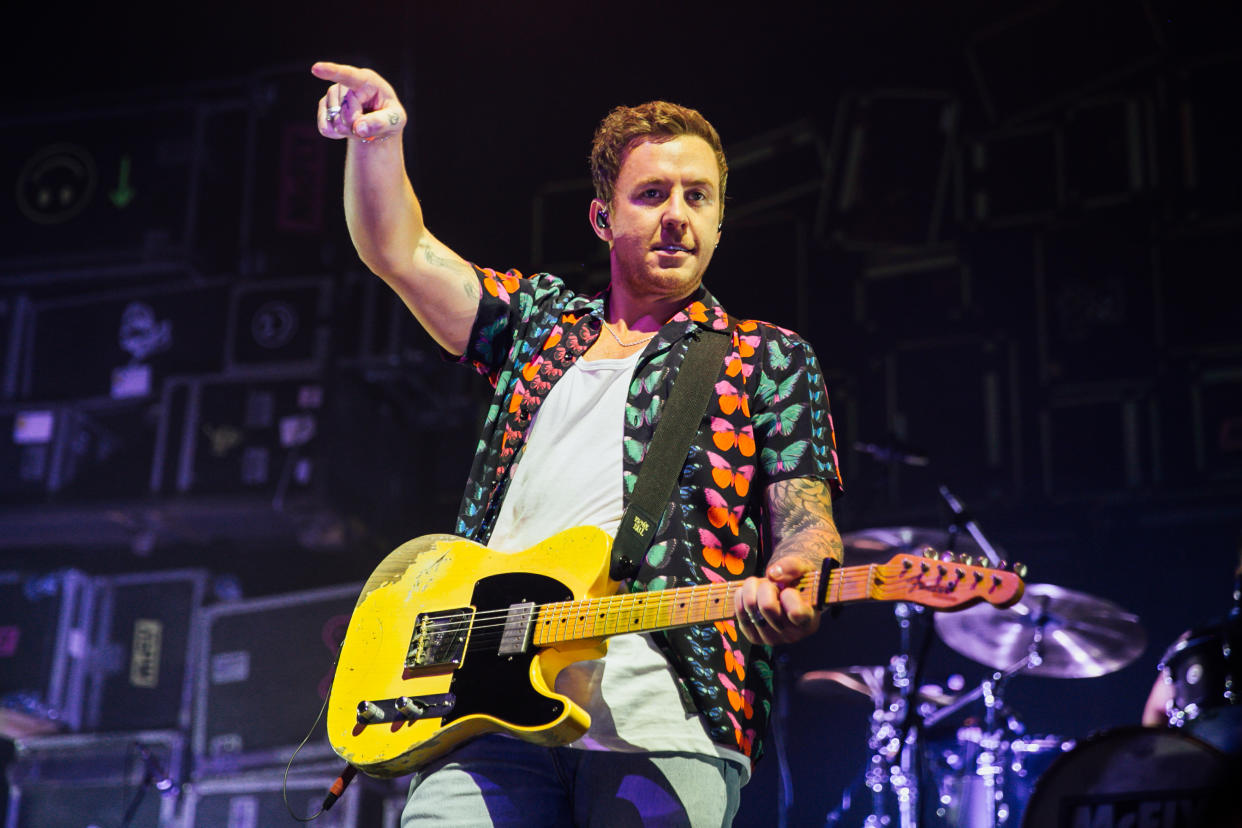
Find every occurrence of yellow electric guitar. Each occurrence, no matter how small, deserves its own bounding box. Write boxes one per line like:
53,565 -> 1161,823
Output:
326,526 -> 1024,778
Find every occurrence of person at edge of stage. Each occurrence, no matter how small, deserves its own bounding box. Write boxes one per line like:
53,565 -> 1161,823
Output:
1142,536 -> 1242,757
312,60 -> 845,827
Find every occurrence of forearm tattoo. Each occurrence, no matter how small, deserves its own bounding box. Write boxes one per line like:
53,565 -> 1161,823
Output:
766,478 -> 842,567
419,238 -> 454,269
418,239 -> 477,298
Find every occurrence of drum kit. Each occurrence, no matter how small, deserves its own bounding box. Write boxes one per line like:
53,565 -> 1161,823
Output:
798,512 -> 1240,827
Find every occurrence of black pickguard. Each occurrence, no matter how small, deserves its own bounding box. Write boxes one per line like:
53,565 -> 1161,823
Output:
441,571 -> 573,728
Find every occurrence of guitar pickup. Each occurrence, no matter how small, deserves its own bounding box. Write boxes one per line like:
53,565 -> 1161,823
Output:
498,601 -> 535,656
356,693 -> 455,725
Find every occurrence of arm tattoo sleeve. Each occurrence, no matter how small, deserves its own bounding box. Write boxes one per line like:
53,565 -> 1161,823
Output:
765,478 -> 843,568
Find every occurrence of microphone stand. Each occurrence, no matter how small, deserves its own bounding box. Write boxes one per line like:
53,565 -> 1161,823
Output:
938,485 -> 1001,567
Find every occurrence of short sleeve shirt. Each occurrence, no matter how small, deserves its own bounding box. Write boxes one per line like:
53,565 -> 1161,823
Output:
451,265 -> 842,763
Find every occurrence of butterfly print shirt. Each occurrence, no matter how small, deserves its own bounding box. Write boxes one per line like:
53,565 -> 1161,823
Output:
449,265 -> 843,763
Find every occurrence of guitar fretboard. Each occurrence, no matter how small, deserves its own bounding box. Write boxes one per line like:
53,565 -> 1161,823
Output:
532,564 -> 868,645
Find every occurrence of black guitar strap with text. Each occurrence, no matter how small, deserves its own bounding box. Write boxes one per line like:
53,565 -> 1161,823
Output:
610,322 -> 735,581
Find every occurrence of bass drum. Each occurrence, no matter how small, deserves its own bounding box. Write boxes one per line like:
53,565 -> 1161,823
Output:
1021,727 -> 1241,828
1187,706 -> 1242,757
922,727 -> 1072,826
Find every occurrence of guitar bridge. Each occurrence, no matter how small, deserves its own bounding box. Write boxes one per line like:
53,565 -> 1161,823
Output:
406,608 -> 473,670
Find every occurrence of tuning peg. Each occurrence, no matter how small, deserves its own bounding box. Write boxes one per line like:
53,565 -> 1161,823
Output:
1013,562 -> 1028,579
958,554 -> 975,568
939,550 -> 955,563
996,560 -> 1009,572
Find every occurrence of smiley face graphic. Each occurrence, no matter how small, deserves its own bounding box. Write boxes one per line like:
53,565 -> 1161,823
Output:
16,143 -> 97,225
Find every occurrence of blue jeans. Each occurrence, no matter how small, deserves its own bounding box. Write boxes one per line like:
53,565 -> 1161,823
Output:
400,735 -> 743,827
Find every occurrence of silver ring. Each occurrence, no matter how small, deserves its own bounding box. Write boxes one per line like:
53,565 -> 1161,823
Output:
326,106 -> 341,121
749,611 -> 767,627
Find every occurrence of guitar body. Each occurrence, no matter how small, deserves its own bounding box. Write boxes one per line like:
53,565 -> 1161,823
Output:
326,527 -> 615,778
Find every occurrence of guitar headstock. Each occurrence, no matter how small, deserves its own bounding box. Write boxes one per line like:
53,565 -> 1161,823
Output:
869,554 -> 1025,610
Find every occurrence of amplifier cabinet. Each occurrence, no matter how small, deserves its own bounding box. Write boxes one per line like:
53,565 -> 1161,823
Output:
224,277 -> 331,376
822,90 -> 960,249
2,101 -> 205,272
161,372 -> 327,500
5,729 -> 183,828
1038,381 -> 1157,499
856,333 -> 1023,507
180,764 -> 389,828
1034,221 -> 1157,385
0,569 -> 93,732
18,279 -> 233,402
86,569 -> 208,733
0,397 -> 168,505
58,395 -> 169,502
192,583 -> 360,776
0,295 -> 26,402
0,405 -> 72,504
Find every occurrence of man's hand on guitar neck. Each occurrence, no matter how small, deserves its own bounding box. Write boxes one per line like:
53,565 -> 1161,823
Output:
733,557 -> 823,646
737,476 -> 842,645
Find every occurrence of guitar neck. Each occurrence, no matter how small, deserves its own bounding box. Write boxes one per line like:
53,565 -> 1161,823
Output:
530,552 -> 1023,647
532,564 -> 859,646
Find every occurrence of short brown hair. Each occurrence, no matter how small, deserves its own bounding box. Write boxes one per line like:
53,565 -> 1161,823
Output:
589,101 -> 728,209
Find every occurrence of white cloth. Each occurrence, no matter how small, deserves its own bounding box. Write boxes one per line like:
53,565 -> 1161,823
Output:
487,350 -> 749,779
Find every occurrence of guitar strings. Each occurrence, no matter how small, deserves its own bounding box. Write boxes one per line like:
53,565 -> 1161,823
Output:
411,567 -> 876,641
412,578 -> 784,635
398,556 -> 1000,640
439,570 -> 877,636
352,561 -> 1010,681
405,569 -> 882,649
450,565 -> 987,646
382,561 -> 1005,662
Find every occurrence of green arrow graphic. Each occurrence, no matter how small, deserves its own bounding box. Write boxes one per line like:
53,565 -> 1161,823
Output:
109,154 -> 136,208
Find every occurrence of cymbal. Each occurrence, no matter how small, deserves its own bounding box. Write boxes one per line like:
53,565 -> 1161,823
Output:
798,665 -> 956,707
842,526 -> 991,565
933,583 -> 1146,679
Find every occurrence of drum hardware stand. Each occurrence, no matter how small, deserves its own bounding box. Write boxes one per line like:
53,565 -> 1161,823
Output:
917,606 -> 1049,828
773,652 -> 796,828
917,658 -> 1029,827
824,607 -> 931,828
843,601 -> 936,828
862,654 -> 918,828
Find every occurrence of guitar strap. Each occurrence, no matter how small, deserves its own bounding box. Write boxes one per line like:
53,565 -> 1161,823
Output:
610,320 -> 735,581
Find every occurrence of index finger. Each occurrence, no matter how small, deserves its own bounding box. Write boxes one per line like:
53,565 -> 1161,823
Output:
311,61 -> 370,88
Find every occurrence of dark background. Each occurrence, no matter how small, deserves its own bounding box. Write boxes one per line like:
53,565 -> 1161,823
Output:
3,1 -> 1242,824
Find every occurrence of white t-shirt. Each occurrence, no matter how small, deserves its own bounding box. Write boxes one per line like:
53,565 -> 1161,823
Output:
487,351 -> 749,779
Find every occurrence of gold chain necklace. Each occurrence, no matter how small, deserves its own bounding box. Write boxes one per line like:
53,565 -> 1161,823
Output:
601,321 -> 657,348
